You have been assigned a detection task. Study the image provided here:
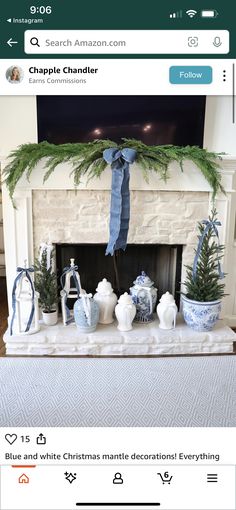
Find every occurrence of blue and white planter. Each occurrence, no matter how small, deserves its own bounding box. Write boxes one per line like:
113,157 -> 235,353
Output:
182,295 -> 221,332
74,293 -> 99,333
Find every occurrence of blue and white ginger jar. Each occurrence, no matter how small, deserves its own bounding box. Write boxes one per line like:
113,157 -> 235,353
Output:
74,292 -> 99,333
130,271 -> 157,323
182,295 -> 221,332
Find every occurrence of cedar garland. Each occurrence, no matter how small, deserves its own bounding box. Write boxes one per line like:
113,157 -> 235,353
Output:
3,139 -> 225,202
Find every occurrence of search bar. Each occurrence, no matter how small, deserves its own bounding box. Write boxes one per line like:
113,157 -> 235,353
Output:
24,30 -> 229,54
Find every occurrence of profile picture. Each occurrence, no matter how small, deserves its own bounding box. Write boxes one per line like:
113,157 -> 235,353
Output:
6,65 -> 24,84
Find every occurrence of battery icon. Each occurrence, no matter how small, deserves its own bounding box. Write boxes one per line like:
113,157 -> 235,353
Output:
201,10 -> 219,18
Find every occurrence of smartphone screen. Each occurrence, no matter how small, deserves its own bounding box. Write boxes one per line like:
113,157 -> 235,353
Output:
0,1 -> 235,509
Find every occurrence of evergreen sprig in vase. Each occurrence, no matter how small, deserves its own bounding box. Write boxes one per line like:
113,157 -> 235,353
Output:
182,209 -> 226,332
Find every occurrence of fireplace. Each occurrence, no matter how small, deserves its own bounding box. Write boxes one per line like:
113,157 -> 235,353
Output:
2,159 -> 236,355
56,243 -> 183,308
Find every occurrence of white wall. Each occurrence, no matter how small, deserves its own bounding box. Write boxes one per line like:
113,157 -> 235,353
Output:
0,96 -> 37,157
204,96 -> 236,324
204,96 -> 236,155
0,96 -> 37,309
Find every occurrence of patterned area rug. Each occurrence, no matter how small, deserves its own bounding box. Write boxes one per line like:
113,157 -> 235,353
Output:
0,357 -> 235,426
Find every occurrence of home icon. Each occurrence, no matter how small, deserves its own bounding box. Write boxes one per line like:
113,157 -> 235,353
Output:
18,473 -> 29,484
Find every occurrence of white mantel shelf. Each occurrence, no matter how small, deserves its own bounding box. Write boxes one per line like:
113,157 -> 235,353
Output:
4,155 -> 236,195
3,316 -> 235,356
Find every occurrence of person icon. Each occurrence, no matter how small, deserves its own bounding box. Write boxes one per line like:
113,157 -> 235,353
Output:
6,66 -> 23,84
113,472 -> 123,484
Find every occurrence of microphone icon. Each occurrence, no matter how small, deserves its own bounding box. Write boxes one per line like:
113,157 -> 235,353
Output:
213,36 -> 222,47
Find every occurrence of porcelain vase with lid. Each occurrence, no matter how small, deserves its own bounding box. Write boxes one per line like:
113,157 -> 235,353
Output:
115,292 -> 136,331
74,292 -> 99,333
156,292 -> 177,330
94,278 -> 117,324
129,271 -> 157,323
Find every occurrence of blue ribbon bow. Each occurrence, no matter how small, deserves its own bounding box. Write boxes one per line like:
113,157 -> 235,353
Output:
60,266 -> 81,324
103,147 -> 137,256
10,267 -> 35,336
192,219 -> 224,281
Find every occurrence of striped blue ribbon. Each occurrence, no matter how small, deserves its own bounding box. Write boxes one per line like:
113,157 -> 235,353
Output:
10,267 -> 35,336
103,147 -> 137,256
192,219 -> 224,281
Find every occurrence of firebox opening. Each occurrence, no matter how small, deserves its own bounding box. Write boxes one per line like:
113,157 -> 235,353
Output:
56,243 -> 183,309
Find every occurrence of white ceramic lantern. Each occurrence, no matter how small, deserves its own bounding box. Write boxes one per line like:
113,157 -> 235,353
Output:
94,278 -> 117,324
10,263 -> 40,336
60,258 -> 82,326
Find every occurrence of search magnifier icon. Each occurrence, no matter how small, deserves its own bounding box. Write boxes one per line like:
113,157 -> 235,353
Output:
30,37 -> 40,47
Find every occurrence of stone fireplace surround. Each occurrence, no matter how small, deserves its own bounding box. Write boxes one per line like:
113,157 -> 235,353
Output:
2,155 -> 236,355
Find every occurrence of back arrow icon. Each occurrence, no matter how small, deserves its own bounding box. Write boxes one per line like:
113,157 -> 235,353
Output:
7,38 -> 18,47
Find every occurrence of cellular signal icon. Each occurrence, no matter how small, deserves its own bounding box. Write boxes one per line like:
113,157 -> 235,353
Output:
186,9 -> 197,18
169,10 -> 183,18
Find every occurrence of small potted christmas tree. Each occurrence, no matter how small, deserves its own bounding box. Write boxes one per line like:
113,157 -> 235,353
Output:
34,248 -> 58,326
182,209 -> 226,332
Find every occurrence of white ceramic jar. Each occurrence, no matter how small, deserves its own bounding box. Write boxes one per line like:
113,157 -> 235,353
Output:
115,292 -> 136,332
94,278 -> 117,324
156,292 -> 177,330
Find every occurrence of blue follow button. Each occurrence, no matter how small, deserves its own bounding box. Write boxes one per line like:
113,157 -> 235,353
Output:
169,66 -> 212,84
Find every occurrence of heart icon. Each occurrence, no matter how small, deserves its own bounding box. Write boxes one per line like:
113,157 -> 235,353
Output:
5,434 -> 17,445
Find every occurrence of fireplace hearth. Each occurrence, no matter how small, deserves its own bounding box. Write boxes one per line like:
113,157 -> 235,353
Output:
3,316 -> 235,356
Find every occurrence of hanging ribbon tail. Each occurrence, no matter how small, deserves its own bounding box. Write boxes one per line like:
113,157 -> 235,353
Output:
103,147 -> 137,256
24,269 -> 35,332
10,267 -> 35,336
80,293 -> 92,326
192,219 -> 224,281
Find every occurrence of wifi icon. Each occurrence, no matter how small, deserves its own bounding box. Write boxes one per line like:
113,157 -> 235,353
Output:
186,9 -> 197,18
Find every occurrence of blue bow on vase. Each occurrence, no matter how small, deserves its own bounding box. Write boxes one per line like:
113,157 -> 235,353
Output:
103,147 -> 137,256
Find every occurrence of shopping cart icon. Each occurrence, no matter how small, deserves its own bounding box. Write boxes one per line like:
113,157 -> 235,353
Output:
157,472 -> 173,484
